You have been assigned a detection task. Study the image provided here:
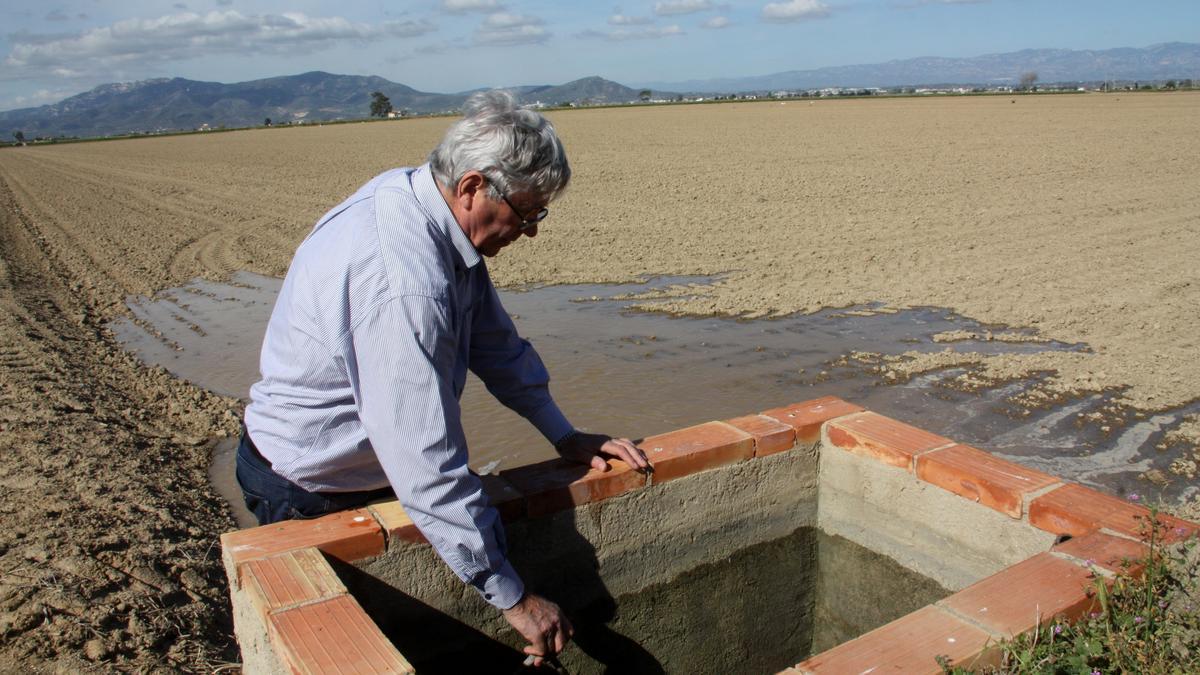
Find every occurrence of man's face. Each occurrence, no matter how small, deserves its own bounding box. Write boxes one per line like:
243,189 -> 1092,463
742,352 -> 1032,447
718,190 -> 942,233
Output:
471,190 -> 544,257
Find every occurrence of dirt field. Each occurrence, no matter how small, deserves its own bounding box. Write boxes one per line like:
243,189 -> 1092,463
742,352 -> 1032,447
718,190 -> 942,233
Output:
1,92 -> 1197,670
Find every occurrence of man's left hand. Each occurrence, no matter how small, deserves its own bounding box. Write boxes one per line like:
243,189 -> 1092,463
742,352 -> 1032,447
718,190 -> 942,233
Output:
556,432 -> 652,474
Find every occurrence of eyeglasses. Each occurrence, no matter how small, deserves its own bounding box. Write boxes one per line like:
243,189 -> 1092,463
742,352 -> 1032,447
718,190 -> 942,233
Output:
498,190 -> 549,231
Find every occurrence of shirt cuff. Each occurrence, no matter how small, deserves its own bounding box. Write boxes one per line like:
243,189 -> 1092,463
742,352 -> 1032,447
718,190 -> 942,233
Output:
527,400 -> 574,446
477,558 -> 525,610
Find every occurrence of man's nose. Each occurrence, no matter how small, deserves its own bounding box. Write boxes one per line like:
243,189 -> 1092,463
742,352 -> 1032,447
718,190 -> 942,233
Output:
523,224 -> 538,238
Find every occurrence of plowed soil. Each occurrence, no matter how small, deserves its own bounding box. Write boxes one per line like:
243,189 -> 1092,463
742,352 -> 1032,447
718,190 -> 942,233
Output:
0,92 -> 1197,671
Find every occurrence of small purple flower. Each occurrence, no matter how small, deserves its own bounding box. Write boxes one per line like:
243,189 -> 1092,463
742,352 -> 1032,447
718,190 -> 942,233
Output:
1159,600 -> 1168,609
1053,624 -> 1063,635
1134,616 -> 1144,623
1128,493 -> 1140,502
1091,670 -> 1101,675
1175,527 -> 1188,536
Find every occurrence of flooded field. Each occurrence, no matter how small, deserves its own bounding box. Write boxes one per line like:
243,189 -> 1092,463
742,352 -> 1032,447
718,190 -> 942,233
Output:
113,273 -> 1199,528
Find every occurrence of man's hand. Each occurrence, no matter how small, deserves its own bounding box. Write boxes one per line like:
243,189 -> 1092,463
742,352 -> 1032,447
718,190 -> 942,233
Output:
502,592 -> 573,666
556,432 -> 652,474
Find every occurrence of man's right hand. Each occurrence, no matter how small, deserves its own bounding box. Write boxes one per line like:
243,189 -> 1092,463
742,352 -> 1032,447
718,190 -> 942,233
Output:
502,592 -> 573,666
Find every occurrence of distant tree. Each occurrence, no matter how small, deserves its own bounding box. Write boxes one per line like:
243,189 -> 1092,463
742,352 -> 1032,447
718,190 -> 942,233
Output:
264,117 -> 272,126
639,89 -> 652,102
369,91 -> 393,118
1181,79 -> 1194,89
1164,80 -> 1177,90
12,131 -> 25,144
1019,71 -> 1038,91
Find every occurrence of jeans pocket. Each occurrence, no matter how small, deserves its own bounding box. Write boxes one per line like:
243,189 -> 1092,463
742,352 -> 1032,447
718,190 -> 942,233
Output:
240,485 -> 275,526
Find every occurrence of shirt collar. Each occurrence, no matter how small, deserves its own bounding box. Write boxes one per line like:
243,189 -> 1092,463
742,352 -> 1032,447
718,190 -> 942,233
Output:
413,163 -> 482,270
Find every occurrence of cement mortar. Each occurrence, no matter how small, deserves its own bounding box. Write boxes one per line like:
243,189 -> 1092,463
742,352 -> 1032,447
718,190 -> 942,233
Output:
226,580 -> 287,675
816,436 -> 1058,590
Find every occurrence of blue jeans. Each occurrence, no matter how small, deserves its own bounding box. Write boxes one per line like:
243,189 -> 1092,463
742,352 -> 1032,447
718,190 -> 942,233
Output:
235,429 -> 395,525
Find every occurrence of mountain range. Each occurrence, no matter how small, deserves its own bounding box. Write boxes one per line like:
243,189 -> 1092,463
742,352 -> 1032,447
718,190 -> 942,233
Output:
3,42 -> 1197,140
634,42 -> 1200,93
0,73 -> 658,140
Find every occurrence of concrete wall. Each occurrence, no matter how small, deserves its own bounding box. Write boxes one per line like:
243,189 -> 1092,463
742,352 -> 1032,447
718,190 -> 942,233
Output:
817,441 -> 1056,591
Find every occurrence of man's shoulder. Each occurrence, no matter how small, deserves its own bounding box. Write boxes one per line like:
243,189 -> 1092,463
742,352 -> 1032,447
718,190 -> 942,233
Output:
365,170 -> 460,298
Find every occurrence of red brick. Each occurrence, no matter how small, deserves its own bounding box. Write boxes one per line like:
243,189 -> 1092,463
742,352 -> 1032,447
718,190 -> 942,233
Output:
1053,530 -> 1148,576
916,444 -> 1059,518
222,508 -> 385,566
1029,483 -> 1199,542
796,605 -> 993,674
761,396 -> 865,445
479,473 -> 526,522
724,414 -> 796,457
366,501 -> 426,545
826,412 -> 953,470
240,547 -> 346,620
270,594 -> 414,674
638,421 -> 754,484
501,457 -> 647,518
938,553 -> 1099,636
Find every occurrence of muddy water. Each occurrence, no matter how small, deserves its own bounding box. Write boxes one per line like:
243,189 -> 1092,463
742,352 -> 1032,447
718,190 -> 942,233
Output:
111,272 -> 1199,526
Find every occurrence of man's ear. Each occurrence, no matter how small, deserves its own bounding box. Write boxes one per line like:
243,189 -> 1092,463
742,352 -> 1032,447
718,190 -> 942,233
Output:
456,171 -> 487,210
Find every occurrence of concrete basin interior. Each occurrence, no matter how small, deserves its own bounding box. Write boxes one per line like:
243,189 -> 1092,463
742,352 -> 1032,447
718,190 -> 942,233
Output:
340,445 -> 967,673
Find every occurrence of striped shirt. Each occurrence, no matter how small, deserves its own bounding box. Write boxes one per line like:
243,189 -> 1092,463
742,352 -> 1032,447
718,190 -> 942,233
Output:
244,163 -> 573,609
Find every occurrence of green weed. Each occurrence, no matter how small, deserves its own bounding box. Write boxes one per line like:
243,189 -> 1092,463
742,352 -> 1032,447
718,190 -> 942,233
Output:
940,500 -> 1200,674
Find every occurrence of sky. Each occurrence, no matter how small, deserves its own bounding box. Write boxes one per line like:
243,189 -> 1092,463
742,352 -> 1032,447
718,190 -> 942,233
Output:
1,0 -> 1197,110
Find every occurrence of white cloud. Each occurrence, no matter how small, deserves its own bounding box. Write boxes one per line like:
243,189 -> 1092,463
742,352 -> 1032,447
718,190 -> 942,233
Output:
654,0 -> 713,16
762,0 -> 830,22
701,16 -> 731,28
475,12 -> 548,45
578,25 -> 684,41
2,11 -> 436,78
609,13 -> 653,25
482,12 -> 539,28
6,87 -> 75,108
442,0 -> 504,14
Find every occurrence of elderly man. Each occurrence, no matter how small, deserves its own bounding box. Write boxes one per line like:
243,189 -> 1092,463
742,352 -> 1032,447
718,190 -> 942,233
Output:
237,90 -> 650,663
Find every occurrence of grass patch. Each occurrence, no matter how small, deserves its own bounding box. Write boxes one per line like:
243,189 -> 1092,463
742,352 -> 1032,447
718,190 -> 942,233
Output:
942,502 -> 1200,674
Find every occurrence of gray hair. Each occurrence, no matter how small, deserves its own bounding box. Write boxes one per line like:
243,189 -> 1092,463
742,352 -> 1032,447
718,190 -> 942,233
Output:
429,90 -> 570,202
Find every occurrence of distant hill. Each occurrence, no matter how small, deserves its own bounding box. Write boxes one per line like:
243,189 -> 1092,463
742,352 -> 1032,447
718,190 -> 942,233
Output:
0,72 -> 666,139
517,76 -> 652,106
635,42 -> 1200,93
